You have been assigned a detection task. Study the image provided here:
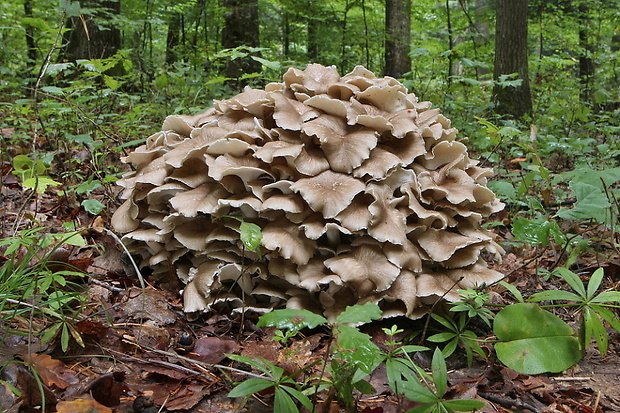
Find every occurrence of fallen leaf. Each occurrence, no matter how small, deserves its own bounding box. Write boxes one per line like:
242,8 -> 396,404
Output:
189,337 -> 239,364
56,399 -> 112,413
86,372 -> 130,407
26,353 -> 78,389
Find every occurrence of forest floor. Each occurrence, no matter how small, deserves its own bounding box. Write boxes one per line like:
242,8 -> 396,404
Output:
1,170 -> 620,413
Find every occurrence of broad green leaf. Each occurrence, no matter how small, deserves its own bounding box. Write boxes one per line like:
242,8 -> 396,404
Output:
335,325 -> 380,373
511,217 -> 564,246
257,309 -> 327,334
40,86 -> 65,95
22,176 -> 61,193
82,199 -> 106,215
494,303 -> 581,374
228,378 -> 273,398
239,221 -> 262,252
399,376 -> 438,404
335,302 -> 382,325
41,323 -> 62,344
556,182 -> 611,224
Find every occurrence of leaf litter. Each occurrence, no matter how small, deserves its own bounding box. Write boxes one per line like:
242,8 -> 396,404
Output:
1,166 -> 620,412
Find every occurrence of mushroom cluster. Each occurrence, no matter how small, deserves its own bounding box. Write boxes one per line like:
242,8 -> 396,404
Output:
112,64 -> 504,320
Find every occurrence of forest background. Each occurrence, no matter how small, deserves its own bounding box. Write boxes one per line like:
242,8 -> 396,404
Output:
1,0 -> 620,411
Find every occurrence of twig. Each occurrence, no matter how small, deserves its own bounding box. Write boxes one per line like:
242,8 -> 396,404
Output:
479,392 -> 541,413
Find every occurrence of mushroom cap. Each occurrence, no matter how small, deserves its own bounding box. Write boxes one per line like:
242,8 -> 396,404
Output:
112,63 -> 505,320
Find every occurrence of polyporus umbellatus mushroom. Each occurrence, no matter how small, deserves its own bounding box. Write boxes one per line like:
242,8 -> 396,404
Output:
112,64 -> 505,320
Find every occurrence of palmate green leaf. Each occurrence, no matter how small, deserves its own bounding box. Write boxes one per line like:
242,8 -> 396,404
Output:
226,354 -> 283,378
228,378 -> 273,398
274,387 -> 300,413
280,386 -> 313,411
591,305 -> 620,332
586,268 -> 605,299
555,268 -> 587,297
431,348 -> 448,397
528,290 -> 581,302
591,291 -> 620,304
583,307 -> 608,356
427,332 -> 457,343
257,309 -> 327,334
441,399 -> 486,411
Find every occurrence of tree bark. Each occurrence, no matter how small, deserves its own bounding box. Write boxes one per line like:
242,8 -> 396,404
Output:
578,2 -> 594,104
24,0 -> 37,65
492,0 -> 532,118
63,0 -> 122,61
221,0 -> 260,86
384,0 -> 411,78
166,12 -> 183,65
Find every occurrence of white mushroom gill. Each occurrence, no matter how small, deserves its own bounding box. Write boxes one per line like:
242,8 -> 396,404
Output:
112,64 -> 505,321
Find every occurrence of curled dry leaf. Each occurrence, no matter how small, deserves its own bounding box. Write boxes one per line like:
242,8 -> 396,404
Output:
26,353 -> 78,390
112,64 -> 505,320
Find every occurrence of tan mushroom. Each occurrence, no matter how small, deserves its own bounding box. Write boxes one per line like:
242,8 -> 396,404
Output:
112,63 -> 505,320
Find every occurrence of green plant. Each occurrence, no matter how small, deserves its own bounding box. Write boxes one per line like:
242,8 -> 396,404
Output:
427,313 -> 486,367
394,348 -> 485,413
0,228 -> 88,351
528,267 -> 620,356
254,303 -> 484,412
227,354 -> 313,413
11,154 -> 61,193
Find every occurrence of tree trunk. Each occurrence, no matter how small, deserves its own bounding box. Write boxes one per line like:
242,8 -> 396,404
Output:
578,2 -> 594,105
221,0 -> 260,86
384,0 -> 411,78
24,0 -> 37,65
63,0 -> 122,61
166,12 -> 182,65
307,17 -> 320,62
492,0 -> 532,118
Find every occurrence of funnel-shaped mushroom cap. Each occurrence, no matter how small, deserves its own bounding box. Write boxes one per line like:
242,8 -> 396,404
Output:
112,63 -> 505,320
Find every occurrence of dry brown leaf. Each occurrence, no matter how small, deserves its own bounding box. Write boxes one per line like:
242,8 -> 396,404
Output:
55,399 -> 112,413
26,353 -> 78,389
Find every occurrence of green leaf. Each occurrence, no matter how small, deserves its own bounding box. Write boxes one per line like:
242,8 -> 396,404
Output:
41,323 -> 62,344
528,290 -> 581,302
512,217 -> 564,246
40,86 -> 65,95
583,307 -> 608,356
239,221 -> 262,252
591,291 -> 620,304
335,302 -> 382,325
281,386 -> 313,410
586,268 -> 605,300
353,379 -> 375,394
22,176 -> 61,193
556,182 -> 611,224
61,323 -> 70,352
441,399 -> 486,411
555,268 -> 587,297
494,303 -> 581,374
431,348 -> 447,397
257,309 -> 327,334
228,378 -> 273,398
335,325 -> 381,373
274,387 -> 300,413
81,199 -> 106,215
592,305 -> 620,332
499,281 -> 525,303
427,332 -> 456,343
